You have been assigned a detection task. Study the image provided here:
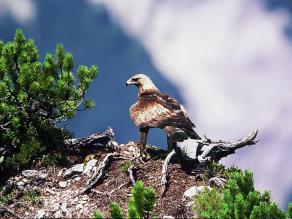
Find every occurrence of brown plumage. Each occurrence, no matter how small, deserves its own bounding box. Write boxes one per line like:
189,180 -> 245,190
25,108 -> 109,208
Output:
126,74 -> 200,155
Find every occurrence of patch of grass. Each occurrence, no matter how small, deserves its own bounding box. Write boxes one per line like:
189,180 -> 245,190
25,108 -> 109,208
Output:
0,193 -> 13,204
21,189 -> 41,205
121,161 -> 131,173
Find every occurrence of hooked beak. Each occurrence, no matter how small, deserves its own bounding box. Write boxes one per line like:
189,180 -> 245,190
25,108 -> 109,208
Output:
126,78 -> 134,86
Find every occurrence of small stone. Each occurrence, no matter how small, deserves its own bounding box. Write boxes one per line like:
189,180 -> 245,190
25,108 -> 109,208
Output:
52,202 -> 61,211
38,173 -> 48,180
182,185 -> 211,201
163,216 -> 175,219
58,180 -> 67,188
53,210 -> 63,218
16,181 -> 25,190
57,169 -> 64,177
76,203 -> 83,211
83,159 -> 97,175
35,209 -> 48,219
81,195 -> 89,201
74,176 -> 81,182
22,170 -> 39,179
63,163 -> 84,178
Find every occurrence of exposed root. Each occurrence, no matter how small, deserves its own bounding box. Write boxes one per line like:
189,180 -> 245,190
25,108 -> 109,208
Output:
79,152 -> 117,195
128,164 -> 136,185
161,150 -> 176,197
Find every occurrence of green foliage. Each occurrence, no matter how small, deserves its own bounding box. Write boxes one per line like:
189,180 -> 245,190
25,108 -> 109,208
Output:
194,169 -> 286,219
93,181 -> 157,219
109,202 -> 125,219
0,29 -> 98,173
128,180 -> 156,219
288,202 -> 292,219
93,210 -> 103,219
0,193 -> 12,204
121,161 -> 131,173
193,188 -> 223,218
21,189 -> 41,205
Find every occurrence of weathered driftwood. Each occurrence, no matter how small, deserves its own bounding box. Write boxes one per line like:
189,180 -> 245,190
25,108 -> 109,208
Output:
161,130 -> 258,195
175,130 -> 258,163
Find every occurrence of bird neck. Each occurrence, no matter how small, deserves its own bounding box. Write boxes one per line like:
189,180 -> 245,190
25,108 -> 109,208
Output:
138,81 -> 158,96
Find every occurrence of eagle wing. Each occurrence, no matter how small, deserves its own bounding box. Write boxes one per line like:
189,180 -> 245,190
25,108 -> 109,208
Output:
130,91 -> 195,130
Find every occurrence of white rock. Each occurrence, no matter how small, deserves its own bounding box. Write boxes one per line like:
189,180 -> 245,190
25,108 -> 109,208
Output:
183,186 -> 211,201
63,164 -> 84,178
57,169 -> 64,177
16,181 -> 25,190
83,159 -> 97,175
22,170 -> 39,178
74,176 -> 81,182
52,202 -> 61,211
35,209 -> 48,218
58,180 -> 68,188
163,216 -> 175,219
53,210 -> 63,218
76,203 -> 83,211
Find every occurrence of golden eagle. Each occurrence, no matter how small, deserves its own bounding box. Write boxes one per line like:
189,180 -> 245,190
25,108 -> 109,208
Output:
126,74 -> 200,156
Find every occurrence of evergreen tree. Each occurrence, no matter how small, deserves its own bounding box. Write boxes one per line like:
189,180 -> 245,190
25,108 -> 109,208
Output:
0,29 -> 98,173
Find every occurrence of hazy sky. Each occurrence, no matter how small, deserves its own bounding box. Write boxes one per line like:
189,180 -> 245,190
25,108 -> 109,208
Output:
1,0 -> 292,207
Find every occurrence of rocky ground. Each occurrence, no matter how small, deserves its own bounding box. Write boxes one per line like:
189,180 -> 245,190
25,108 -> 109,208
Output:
0,141 -> 221,219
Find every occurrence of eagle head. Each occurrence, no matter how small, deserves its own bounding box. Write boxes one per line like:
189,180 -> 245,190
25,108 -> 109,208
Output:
126,73 -> 158,94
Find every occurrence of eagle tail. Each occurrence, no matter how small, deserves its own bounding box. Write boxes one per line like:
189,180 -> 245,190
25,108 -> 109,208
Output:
183,127 -> 201,140
164,126 -> 201,141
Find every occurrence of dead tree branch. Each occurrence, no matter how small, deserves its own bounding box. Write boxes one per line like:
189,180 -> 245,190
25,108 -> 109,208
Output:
176,130 -> 258,164
64,128 -> 117,152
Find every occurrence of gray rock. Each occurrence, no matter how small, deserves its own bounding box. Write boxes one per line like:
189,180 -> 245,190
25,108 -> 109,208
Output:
22,170 -> 39,179
58,180 -> 68,188
183,185 -> 211,201
35,209 -> 48,219
209,177 -> 226,188
52,202 -> 61,211
83,159 -> 97,175
75,203 -> 83,211
63,164 -> 84,178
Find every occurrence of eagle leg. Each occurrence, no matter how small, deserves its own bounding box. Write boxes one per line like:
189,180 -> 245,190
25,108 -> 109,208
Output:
139,127 -> 149,157
167,136 -> 177,153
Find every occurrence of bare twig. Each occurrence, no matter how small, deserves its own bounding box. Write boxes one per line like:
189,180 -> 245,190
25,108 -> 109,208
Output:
161,150 -> 176,197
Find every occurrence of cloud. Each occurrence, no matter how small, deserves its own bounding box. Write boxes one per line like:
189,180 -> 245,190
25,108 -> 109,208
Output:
0,0 -> 35,23
89,0 -> 292,206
